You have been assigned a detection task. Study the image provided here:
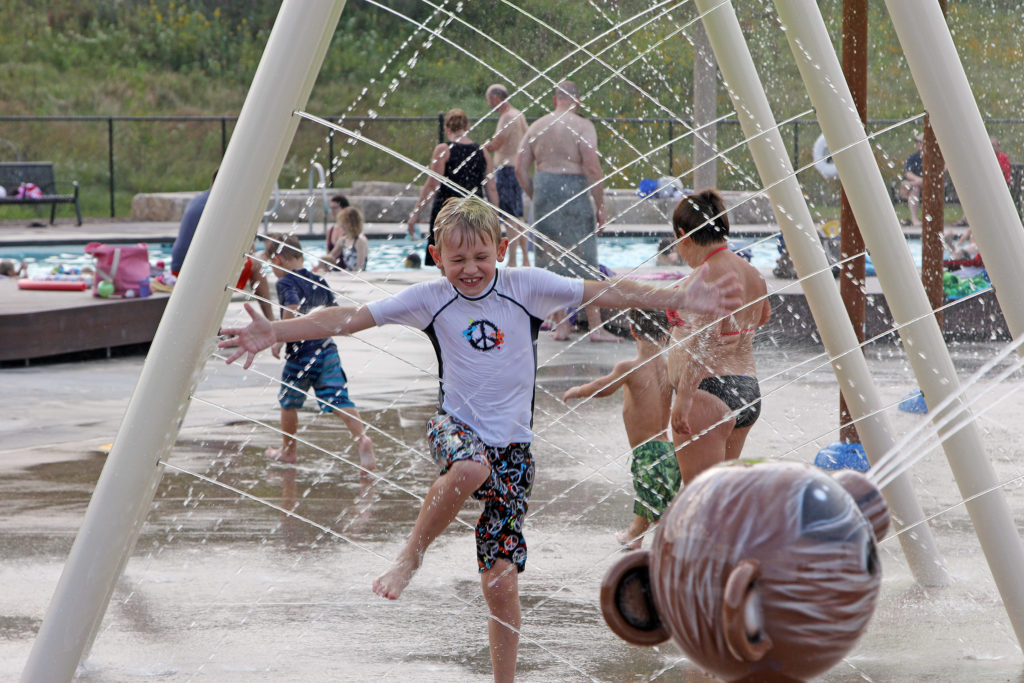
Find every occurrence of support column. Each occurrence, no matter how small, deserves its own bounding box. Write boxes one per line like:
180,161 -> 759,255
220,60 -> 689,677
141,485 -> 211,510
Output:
776,0 -> 1024,650
21,3 -> 347,681
693,0 -> 947,586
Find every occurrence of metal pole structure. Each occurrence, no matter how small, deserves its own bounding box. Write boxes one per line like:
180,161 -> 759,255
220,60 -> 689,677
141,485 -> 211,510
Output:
774,0 -> 1024,648
21,3 -> 346,681
107,117 -> 115,218
885,0 -> 1024,339
838,0 -> 867,444
692,19 -> 718,189
921,119 -> 945,324
920,0 -> 947,329
693,0 -> 947,586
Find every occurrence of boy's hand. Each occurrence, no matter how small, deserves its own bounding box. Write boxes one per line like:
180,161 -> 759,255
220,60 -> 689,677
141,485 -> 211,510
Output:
271,341 -> 284,359
219,303 -> 276,369
562,386 -> 584,402
685,264 -> 742,316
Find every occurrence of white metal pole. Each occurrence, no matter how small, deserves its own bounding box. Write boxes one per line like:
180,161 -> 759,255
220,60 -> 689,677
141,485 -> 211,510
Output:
21,3 -> 346,681
773,0 -> 1024,650
885,0 -> 1024,340
693,0 -> 947,586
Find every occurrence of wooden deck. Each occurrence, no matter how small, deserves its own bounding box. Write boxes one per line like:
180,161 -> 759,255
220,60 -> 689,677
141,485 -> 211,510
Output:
0,279 -> 170,363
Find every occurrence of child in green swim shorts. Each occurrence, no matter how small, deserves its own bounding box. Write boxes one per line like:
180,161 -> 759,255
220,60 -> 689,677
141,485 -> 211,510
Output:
563,308 -> 680,549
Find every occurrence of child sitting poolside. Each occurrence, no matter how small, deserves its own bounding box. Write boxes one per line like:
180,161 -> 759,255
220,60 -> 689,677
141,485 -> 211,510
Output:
263,233 -> 375,468
563,309 -> 678,550
220,196 -> 741,683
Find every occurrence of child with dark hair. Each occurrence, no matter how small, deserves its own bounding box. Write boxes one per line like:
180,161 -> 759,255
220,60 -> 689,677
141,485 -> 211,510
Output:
563,308 -> 679,549
263,233 -> 375,467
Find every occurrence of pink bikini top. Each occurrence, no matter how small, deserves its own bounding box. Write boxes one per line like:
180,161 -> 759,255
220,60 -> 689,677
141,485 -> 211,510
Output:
666,245 -> 754,335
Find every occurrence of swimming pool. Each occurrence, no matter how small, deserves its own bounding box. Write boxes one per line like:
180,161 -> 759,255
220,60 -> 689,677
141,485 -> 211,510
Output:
2,234 -> 923,279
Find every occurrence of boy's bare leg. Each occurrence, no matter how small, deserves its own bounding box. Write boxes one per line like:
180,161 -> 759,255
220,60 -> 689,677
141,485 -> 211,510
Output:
481,560 -> 520,683
266,408 -> 298,463
336,406 -> 376,471
616,515 -> 650,550
372,459 -> 491,600
585,304 -> 621,343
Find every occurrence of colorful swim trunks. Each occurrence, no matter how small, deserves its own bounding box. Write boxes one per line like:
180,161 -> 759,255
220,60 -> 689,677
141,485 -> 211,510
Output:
630,440 -> 682,522
427,413 -> 534,573
277,343 -> 355,411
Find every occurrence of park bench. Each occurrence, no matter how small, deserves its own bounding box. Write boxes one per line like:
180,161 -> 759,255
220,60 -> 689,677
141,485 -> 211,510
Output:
0,162 -> 82,225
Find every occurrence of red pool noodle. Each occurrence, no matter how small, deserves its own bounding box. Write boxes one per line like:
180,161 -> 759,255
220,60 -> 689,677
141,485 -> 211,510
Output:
17,279 -> 89,291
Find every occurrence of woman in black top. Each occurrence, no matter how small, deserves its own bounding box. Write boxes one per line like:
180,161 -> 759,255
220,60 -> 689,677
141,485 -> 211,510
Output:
407,108 -> 499,266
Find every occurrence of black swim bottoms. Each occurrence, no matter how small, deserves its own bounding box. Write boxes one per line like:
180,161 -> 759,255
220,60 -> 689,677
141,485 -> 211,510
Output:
697,375 -> 762,429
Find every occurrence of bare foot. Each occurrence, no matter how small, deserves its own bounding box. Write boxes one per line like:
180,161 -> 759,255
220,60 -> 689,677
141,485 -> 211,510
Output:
615,530 -> 643,551
372,555 -> 418,600
550,330 -> 570,341
588,329 -> 623,343
358,435 -> 376,471
265,445 -> 297,464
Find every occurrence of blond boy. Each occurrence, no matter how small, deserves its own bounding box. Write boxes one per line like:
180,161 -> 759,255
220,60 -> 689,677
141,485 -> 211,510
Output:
220,197 -> 741,682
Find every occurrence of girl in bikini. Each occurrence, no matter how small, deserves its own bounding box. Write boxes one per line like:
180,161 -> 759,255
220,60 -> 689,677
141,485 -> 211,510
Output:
665,189 -> 772,484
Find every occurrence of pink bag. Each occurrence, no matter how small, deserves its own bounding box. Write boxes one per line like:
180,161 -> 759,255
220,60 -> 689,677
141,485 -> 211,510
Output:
85,242 -> 151,298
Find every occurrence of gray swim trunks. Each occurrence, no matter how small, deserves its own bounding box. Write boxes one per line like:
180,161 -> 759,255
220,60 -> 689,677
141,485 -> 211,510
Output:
531,171 -> 599,279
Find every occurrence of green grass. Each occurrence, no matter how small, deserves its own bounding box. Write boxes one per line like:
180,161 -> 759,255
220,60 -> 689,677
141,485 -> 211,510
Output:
1,1 -> 1021,218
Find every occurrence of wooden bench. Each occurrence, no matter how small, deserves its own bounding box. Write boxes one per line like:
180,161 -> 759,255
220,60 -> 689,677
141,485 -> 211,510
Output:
0,162 -> 82,225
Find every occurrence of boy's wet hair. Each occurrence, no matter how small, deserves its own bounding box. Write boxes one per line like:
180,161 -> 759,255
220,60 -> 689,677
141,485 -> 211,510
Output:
433,196 -> 502,256
672,188 -> 729,245
629,308 -> 669,344
265,233 -> 303,260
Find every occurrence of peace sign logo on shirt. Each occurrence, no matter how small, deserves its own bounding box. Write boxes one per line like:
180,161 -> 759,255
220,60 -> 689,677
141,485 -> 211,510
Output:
462,318 -> 504,351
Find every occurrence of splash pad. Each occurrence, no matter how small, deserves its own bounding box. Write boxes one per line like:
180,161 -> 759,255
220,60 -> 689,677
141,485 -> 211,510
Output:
13,1 -> 1024,681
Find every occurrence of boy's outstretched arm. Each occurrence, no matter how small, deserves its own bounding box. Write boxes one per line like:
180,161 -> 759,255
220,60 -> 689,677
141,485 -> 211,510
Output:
218,302 -> 376,368
582,264 -> 741,316
563,360 -> 633,402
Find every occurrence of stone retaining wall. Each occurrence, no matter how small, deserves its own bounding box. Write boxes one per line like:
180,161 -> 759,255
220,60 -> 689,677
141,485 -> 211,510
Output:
131,181 -> 773,226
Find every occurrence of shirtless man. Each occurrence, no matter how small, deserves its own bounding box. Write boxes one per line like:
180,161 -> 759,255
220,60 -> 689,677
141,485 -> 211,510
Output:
483,84 -> 530,267
515,80 -> 618,342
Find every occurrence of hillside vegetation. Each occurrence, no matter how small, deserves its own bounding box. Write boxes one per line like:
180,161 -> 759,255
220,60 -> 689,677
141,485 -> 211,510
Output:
1,0 -> 1021,217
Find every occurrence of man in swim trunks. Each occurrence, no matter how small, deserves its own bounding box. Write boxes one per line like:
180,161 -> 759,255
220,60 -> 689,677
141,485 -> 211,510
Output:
666,189 -> 772,485
515,80 -> 618,342
483,84 -> 530,267
563,309 -> 679,549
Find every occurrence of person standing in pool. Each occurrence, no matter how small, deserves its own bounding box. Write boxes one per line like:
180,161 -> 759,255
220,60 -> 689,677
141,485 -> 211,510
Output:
666,189 -> 771,484
406,108 -> 499,267
171,168 -> 274,319
515,80 -> 618,342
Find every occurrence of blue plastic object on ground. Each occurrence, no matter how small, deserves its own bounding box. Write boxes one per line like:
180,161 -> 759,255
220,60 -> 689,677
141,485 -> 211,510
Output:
814,441 -> 870,472
898,390 -> 929,414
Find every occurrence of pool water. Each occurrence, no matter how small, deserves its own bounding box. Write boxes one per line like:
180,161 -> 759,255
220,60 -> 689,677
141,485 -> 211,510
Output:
2,235 -> 924,280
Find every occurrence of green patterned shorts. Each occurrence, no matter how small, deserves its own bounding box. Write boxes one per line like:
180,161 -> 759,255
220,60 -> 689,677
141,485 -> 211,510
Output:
630,440 -> 682,521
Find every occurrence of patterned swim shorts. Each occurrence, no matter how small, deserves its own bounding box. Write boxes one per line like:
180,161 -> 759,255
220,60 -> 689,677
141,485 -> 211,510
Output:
278,343 -> 355,411
427,413 -> 534,573
630,440 -> 682,522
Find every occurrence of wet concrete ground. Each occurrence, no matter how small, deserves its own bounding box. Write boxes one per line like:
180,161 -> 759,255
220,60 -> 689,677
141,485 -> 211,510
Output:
4,272 -> 1024,681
